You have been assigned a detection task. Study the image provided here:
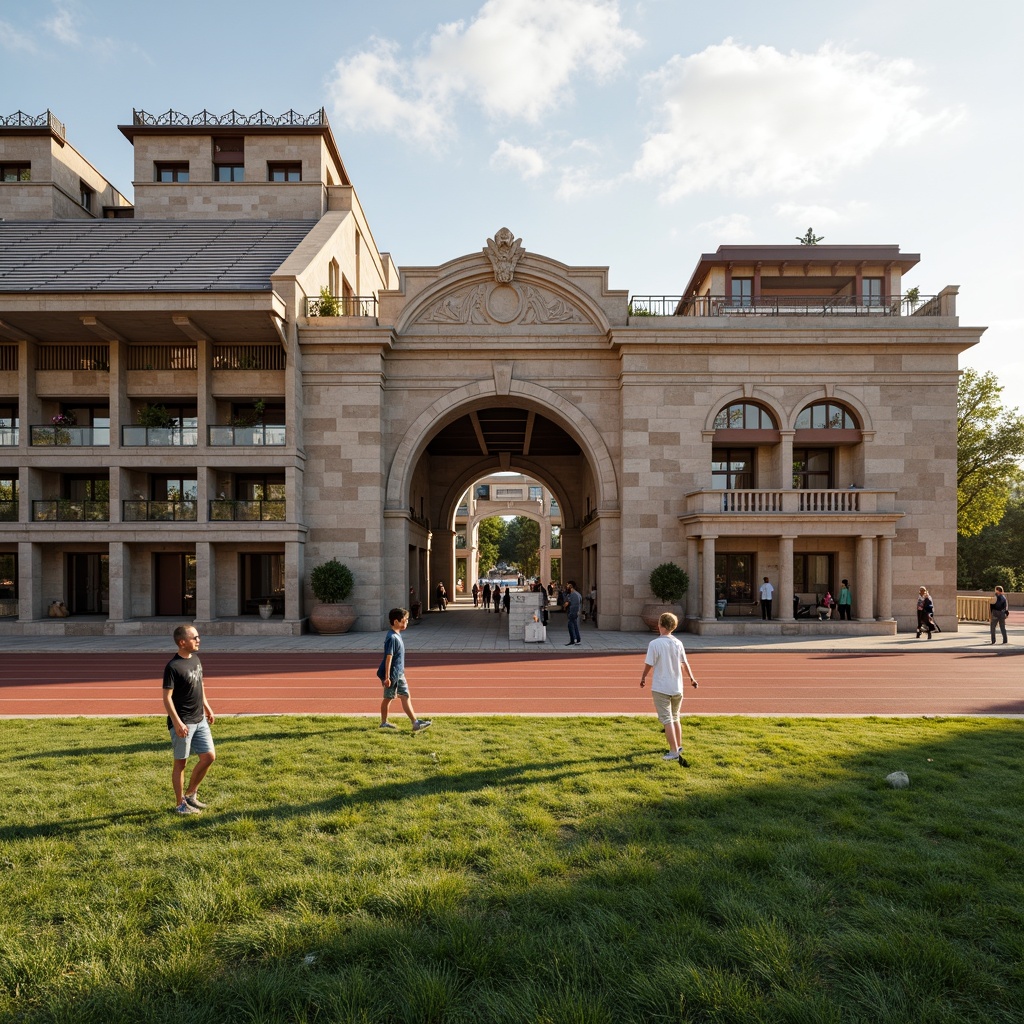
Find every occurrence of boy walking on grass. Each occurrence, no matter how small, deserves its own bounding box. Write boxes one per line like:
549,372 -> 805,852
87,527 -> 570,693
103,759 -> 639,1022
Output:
377,607 -> 432,733
639,612 -> 698,766
162,624 -> 216,815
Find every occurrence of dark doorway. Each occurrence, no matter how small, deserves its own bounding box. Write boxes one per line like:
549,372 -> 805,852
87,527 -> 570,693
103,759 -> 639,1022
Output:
154,553 -> 196,617
66,553 -> 109,614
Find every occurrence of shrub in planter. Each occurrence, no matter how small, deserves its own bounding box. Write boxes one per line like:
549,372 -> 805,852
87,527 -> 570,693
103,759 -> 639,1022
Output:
641,562 -> 690,631
308,559 -> 356,634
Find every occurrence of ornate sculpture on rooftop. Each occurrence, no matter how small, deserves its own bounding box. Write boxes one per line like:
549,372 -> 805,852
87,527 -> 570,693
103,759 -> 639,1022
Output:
485,227 -> 525,283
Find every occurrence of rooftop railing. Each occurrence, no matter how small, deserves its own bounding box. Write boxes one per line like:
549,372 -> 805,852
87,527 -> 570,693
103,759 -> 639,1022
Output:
305,295 -> 379,318
629,294 -> 939,318
1,110 -> 66,138
133,108 -> 326,127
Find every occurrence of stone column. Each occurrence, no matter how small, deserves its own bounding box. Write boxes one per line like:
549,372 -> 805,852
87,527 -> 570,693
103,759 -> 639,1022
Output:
779,430 -> 795,491
856,535 -> 876,620
195,540 -> 215,621
876,536 -> 894,620
285,539 -> 303,623
778,535 -> 795,620
19,541 -> 40,620
686,536 -> 699,621
701,535 -> 716,620
107,541 -> 127,624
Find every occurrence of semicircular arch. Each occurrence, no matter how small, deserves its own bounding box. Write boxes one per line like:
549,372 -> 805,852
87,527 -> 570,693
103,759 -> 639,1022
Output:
787,390 -> 873,432
704,390 -> 786,433
386,380 -> 618,514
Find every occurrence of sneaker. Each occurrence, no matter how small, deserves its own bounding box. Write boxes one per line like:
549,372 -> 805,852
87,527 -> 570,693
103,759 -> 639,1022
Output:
678,755 -> 690,768
662,750 -> 680,760
564,641 -> 575,646
175,800 -> 201,815
184,793 -> 208,810
412,719 -> 432,732
379,721 -> 397,729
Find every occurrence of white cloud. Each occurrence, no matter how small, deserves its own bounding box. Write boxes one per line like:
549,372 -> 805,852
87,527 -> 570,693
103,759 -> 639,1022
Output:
43,3 -> 80,45
633,39 -> 964,201
326,0 -> 642,146
0,19 -> 37,52
692,213 -> 755,242
491,140 -> 546,179
773,200 -> 870,229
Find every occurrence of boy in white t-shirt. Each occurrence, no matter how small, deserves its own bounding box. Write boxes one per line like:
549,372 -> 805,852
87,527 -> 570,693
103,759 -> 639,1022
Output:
639,612 -> 698,766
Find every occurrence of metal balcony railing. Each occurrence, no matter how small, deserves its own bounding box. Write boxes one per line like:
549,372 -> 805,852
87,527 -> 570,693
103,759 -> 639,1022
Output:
30,425 -> 110,446
305,294 -> 379,318
630,294 -> 939,318
0,500 -> 17,522
208,424 -> 286,446
121,425 -> 198,447
123,500 -> 198,522
209,499 -> 286,521
0,427 -> 18,446
32,500 -> 109,522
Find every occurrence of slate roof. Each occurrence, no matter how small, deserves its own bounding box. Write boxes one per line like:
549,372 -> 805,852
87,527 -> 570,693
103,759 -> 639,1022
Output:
0,219 -> 316,292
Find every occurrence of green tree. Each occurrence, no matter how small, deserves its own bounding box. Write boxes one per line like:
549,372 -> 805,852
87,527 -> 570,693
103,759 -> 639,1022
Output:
958,489 -> 1024,587
957,368 -> 1024,536
501,516 -> 540,577
476,516 -> 505,575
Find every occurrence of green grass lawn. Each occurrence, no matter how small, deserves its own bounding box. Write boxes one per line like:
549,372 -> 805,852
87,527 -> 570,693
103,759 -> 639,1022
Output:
1,714 -> 1022,1023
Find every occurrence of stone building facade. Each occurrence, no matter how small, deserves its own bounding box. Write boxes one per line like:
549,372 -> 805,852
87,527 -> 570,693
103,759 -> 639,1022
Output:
0,108 -> 982,636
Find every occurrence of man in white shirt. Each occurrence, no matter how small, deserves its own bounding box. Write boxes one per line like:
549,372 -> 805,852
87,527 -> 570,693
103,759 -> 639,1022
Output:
639,612 -> 698,766
758,577 -> 774,620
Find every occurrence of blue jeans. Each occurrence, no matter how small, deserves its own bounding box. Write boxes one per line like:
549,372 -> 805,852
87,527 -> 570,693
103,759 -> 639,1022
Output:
567,613 -> 581,643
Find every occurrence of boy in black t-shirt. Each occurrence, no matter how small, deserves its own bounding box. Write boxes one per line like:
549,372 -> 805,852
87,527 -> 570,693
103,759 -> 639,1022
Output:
162,624 -> 216,815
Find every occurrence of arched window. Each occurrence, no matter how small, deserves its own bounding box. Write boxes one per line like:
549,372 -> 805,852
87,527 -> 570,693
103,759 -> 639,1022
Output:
795,401 -> 859,430
713,402 -> 777,430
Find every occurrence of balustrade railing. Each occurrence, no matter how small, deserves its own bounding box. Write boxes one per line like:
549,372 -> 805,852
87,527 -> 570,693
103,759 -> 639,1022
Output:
123,500 -> 198,522
30,426 -> 110,446
32,500 -> 109,522
121,425 -> 198,447
687,489 -> 897,515
208,424 -> 286,446
630,294 -> 938,318
209,499 -> 286,521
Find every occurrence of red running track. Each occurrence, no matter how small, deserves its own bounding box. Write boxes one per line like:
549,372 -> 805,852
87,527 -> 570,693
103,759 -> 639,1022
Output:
2,650 -> 1022,717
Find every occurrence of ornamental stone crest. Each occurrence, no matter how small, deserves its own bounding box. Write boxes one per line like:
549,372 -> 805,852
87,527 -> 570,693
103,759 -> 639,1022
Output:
484,227 -> 525,283
422,282 -> 586,325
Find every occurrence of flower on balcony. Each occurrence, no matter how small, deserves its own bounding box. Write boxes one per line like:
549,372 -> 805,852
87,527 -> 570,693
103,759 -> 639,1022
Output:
51,412 -> 77,426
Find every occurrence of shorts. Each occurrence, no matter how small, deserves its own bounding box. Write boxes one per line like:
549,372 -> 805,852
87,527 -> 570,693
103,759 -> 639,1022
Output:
652,691 -> 683,725
169,720 -> 215,760
382,676 -> 410,700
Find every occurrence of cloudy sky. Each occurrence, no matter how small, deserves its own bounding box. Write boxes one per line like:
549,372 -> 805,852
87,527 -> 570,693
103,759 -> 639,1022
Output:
3,0 -> 1021,402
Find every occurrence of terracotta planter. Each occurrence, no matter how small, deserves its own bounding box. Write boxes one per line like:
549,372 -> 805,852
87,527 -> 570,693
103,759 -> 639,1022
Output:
309,602 -> 356,634
641,603 -> 684,632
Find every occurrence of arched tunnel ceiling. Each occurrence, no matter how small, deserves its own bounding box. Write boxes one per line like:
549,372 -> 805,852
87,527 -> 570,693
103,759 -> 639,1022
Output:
425,407 -> 581,458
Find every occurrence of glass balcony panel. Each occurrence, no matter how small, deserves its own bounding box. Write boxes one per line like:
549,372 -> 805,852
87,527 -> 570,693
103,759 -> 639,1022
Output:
32,499 -> 109,521
0,428 -> 18,446
30,426 -> 109,446
0,500 -> 17,522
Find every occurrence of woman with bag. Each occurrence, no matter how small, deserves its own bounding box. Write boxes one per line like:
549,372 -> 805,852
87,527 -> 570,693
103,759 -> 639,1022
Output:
990,585 -> 1009,645
916,587 -> 935,639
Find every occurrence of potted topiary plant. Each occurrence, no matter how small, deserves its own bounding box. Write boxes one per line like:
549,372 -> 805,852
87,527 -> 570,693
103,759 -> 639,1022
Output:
641,562 -> 689,632
308,558 -> 356,634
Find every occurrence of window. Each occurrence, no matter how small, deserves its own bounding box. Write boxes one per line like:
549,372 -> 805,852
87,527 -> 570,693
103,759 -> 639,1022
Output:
215,165 -> 244,182
79,181 -> 94,211
0,164 -> 30,182
793,449 -> 833,489
529,486 -> 543,502
713,402 -> 776,430
0,476 -> 17,522
475,484 -> 490,500
715,553 -> 754,606
240,552 -> 285,615
550,526 -> 561,549
731,277 -> 753,307
65,553 -> 109,614
151,476 -> 198,501
0,552 -> 17,602
794,554 -> 833,596
795,402 -> 858,430
712,448 -> 754,490
63,405 -> 110,445
155,162 -> 189,182
268,162 -> 301,182
862,277 -> 884,306
213,136 -> 244,181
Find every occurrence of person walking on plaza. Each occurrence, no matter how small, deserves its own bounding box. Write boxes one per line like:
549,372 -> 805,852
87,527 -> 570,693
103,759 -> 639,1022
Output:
916,587 -> 935,638
482,581 -> 491,612
162,624 -> 216,816
502,585 -> 511,615
435,581 -> 447,611
837,579 -> 852,620
377,607 -> 431,732
564,580 -> 583,645
492,585 -> 501,615
758,576 -> 774,620
471,581 -> 479,607
990,585 -> 1009,645
639,611 -> 698,766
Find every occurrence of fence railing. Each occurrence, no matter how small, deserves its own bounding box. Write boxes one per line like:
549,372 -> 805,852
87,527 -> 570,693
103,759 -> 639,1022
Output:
30,426 -> 110,446
122,500 -> 198,522
212,345 -> 286,370
32,500 -> 109,522
0,347 -> 17,371
37,345 -> 109,370
208,424 -> 286,446
686,489 -> 897,515
121,425 -> 198,446
127,345 -> 197,370
629,294 -> 939,318
209,499 -> 286,521
305,295 -> 379,318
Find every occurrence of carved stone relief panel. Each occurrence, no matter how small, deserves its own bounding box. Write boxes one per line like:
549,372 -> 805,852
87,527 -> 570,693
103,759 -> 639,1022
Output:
421,281 -> 587,326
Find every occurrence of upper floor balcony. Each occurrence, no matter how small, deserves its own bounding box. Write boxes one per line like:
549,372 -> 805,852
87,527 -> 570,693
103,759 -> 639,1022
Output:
32,499 -> 109,522
684,489 -> 898,516
209,499 -> 286,521
30,425 -> 109,446
208,424 -> 286,447
0,500 -> 16,522
122,425 -> 198,447
123,499 -> 198,522
0,427 -> 18,446
305,294 -> 379,318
